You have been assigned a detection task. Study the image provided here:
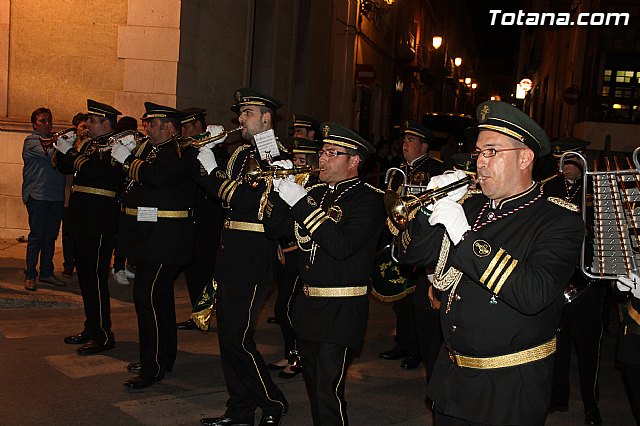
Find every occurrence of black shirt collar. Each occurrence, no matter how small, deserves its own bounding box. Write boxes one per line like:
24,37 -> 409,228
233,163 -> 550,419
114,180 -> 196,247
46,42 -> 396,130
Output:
494,182 -> 540,210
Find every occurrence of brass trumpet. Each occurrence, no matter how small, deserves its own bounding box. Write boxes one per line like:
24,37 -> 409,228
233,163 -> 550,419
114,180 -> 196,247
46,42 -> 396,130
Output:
385,175 -> 473,231
40,127 -> 77,150
244,154 -> 323,189
179,126 -> 243,150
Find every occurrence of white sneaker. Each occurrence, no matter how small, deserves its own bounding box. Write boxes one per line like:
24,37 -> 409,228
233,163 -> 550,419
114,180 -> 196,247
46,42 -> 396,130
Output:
124,266 -> 136,279
112,269 -> 130,286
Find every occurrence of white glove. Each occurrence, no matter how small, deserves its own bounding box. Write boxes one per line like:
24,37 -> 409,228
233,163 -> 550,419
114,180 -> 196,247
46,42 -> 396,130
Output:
429,198 -> 470,245
276,179 -> 307,207
204,124 -> 226,148
271,160 -> 295,190
110,142 -> 131,164
118,134 -> 138,150
426,170 -> 469,204
617,272 -> 640,298
197,147 -> 218,174
54,136 -> 74,154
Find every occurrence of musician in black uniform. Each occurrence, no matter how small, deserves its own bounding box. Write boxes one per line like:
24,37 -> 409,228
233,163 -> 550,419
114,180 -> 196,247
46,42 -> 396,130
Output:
398,100 -> 585,425
197,88 -> 287,426
268,136 -> 322,379
265,122 -> 386,426
176,108 -> 228,331
615,274 -> 640,424
543,138 -> 604,425
55,99 -> 123,355
379,120 -> 444,370
111,102 -> 197,389
290,113 -> 319,141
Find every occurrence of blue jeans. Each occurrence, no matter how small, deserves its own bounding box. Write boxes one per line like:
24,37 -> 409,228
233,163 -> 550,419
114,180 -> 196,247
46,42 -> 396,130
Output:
25,197 -> 63,279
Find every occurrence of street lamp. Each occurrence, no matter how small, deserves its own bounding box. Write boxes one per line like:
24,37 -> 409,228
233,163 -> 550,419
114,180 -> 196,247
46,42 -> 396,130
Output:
432,36 -> 442,50
464,77 -> 471,85
454,57 -> 462,67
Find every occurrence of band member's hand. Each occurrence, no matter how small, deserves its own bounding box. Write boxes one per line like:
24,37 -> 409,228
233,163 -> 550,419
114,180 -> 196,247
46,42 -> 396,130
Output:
276,179 -> 307,207
110,142 -> 131,164
197,146 -> 218,174
204,124 -> 226,148
429,198 -> 470,245
426,170 -> 469,204
117,133 -> 137,150
616,272 -> 640,298
271,159 -> 293,169
428,284 -> 441,311
53,136 -> 74,154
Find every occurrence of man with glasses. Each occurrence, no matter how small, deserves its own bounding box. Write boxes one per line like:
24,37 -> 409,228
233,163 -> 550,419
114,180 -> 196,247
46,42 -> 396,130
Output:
265,122 -> 386,426
398,100 -> 584,425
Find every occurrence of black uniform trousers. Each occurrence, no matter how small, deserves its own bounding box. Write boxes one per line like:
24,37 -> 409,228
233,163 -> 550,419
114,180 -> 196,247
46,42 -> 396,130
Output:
551,284 -> 605,412
216,279 -> 287,419
394,295 -> 420,357
133,261 -> 181,379
73,232 -> 116,346
183,219 -> 222,306
274,250 -> 300,358
298,339 -> 351,426
414,305 -> 443,382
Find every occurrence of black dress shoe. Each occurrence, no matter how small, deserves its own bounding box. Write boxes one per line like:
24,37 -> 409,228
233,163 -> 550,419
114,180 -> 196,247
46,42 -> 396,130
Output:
64,332 -> 91,345
127,362 -> 142,374
200,415 -> 253,426
585,409 -> 602,425
259,413 -> 282,426
401,355 -> 421,369
278,366 -> 301,379
77,339 -> 115,356
176,318 -> 198,330
379,346 -> 408,360
266,316 -> 279,325
124,374 -> 163,389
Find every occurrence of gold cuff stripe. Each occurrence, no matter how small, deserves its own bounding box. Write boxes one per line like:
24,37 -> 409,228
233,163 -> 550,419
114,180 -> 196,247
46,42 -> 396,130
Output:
303,208 -> 324,227
308,216 -> 329,235
130,159 -> 144,181
73,156 -> 88,170
122,207 -> 190,218
305,210 -> 329,232
486,253 -> 512,290
72,185 -> 116,198
223,220 -> 264,233
480,248 -> 506,285
629,304 -> 640,326
218,180 -> 237,201
448,336 -> 556,369
303,284 -> 368,297
493,259 -> 518,295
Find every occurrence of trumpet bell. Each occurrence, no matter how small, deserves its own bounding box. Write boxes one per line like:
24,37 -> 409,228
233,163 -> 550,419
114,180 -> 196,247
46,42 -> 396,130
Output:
384,190 -> 411,231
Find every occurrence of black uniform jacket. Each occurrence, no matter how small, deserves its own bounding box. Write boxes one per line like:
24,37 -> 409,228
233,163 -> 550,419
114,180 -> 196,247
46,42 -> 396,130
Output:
265,177 -> 386,350
55,133 -> 123,235
398,183 -> 584,425
201,144 -> 279,284
117,139 -> 197,265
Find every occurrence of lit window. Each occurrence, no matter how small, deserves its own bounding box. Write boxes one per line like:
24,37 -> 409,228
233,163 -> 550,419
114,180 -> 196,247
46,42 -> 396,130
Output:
602,86 -> 610,96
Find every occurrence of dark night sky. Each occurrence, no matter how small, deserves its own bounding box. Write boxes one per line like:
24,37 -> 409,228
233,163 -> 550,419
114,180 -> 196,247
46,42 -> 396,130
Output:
466,0 -> 525,98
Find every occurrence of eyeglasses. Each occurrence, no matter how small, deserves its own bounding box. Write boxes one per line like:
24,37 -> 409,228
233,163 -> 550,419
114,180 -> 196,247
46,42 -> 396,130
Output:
318,149 -> 354,158
470,147 -> 525,159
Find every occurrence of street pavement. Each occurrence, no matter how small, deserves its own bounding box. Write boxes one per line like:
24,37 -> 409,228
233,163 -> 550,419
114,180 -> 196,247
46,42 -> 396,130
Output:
0,237 -> 636,425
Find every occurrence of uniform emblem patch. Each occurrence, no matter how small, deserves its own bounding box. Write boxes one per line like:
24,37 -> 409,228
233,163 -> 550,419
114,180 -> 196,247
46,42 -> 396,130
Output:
307,196 -> 317,207
327,205 -> 343,222
412,171 -> 427,185
216,170 -> 227,179
473,240 -> 491,257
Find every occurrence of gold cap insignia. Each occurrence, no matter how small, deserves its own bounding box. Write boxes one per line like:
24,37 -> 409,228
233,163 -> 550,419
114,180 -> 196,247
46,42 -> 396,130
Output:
480,105 -> 490,122
235,91 -> 241,102
473,240 -> 491,257
306,196 -> 317,207
322,125 -> 330,138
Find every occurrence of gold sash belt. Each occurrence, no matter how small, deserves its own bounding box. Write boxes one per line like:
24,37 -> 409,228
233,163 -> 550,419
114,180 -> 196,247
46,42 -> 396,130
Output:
223,219 -> 264,233
72,185 -> 116,198
447,336 -> 556,369
122,206 -> 191,219
302,283 -> 368,298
